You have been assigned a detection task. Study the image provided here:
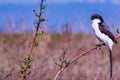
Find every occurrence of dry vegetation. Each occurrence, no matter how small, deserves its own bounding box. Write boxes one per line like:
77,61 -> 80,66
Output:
0,0 -> 120,80
0,31 -> 119,80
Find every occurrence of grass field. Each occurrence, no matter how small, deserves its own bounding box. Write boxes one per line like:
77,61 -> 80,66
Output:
0,32 -> 119,80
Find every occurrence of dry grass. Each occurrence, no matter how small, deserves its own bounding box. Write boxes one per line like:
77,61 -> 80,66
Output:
0,32 -> 119,80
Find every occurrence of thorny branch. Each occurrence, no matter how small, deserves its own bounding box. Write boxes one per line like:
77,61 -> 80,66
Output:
19,0 -> 47,80
53,36 -> 120,80
30,0 -> 45,55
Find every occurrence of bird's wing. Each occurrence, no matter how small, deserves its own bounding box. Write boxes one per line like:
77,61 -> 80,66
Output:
99,22 -> 117,44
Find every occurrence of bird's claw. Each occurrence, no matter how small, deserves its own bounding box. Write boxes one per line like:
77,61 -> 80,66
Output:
96,42 -> 106,47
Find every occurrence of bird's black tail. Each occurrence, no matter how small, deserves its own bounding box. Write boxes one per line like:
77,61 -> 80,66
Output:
109,49 -> 112,79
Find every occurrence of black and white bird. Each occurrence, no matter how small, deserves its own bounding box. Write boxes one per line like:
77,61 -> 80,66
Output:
91,14 -> 117,79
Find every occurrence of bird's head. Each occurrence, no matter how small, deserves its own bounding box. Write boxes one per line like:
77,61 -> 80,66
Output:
91,14 -> 104,23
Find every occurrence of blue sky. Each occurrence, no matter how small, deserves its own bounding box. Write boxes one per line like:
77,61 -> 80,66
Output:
0,0 -> 120,33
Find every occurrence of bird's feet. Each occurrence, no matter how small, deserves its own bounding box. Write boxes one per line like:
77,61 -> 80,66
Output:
95,42 -> 106,50
96,42 -> 106,47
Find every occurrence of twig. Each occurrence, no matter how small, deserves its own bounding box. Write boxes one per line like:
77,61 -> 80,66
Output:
53,48 -> 68,80
19,0 -> 47,80
70,46 -> 97,64
53,36 -> 120,80
30,0 -> 44,55
53,68 -> 65,80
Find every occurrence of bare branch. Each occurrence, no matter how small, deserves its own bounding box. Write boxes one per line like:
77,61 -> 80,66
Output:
53,36 -> 120,80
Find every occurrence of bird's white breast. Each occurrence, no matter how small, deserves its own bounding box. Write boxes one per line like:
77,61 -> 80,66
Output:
92,19 -> 113,50
92,22 -> 107,42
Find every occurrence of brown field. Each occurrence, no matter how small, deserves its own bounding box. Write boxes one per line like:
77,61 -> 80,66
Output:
0,32 -> 120,80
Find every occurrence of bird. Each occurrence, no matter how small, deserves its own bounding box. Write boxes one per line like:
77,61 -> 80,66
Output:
90,14 -> 117,79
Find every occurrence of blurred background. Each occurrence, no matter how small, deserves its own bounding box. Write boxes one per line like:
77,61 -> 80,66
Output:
0,0 -> 120,33
0,0 -> 120,80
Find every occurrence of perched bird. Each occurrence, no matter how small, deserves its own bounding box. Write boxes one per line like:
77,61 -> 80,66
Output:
91,14 -> 117,79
